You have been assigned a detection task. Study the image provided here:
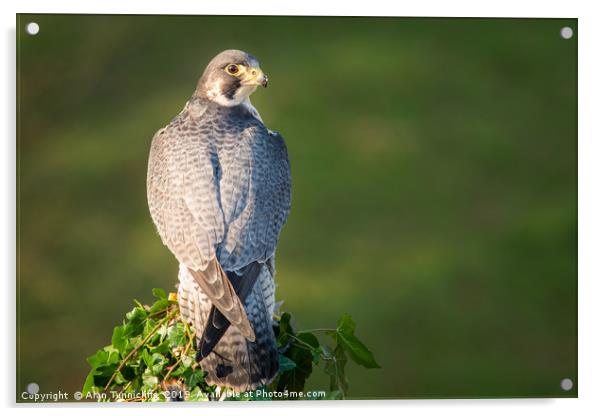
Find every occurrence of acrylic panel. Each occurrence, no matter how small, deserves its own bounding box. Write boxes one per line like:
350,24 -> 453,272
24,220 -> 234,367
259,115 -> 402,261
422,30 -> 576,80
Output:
16,14 -> 577,402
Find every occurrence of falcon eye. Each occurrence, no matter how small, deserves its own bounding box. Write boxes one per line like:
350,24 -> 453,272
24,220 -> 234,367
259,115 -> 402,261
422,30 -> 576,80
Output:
226,64 -> 240,75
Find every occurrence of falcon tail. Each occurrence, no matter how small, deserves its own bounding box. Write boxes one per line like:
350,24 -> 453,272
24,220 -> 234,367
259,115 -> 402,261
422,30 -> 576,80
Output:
178,264 -> 279,392
197,263 -> 262,360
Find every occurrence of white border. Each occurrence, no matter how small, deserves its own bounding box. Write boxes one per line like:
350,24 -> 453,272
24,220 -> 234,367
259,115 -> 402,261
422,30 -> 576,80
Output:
0,0 -> 586,17
3,1 -> 601,415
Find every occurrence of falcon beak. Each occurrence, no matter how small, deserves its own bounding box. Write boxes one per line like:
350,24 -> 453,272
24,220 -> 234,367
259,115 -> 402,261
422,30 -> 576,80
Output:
245,68 -> 268,88
260,73 -> 268,88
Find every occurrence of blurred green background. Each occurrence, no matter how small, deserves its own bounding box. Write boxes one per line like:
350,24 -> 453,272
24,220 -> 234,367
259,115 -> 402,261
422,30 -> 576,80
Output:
17,15 -> 577,399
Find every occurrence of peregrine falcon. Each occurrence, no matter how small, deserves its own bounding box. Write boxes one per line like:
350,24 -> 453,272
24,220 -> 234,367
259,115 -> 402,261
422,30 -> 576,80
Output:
146,50 -> 291,392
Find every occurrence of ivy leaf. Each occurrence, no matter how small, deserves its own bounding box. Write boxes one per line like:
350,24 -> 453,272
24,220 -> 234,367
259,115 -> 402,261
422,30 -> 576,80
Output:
141,348 -> 153,369
297,332 -> 319,349
278,354 -> 297,372
336,331 -> 379,369
152,288 -> 167,299
113,370 -> 127,385
150,339 -> 170,355
167,323 -> 186,347
188,386 -> 209,401
277,339 -> 315,393
120,365 -> 137,382
123,306 -> 147,338
111,326 -> 126,355
149,298 -> 169,314
323,343 -> 349,396
186,369 -> 206,388
169,365 -> 187,378
146,353 -> 168,375
88,363 -> 119,390
126,335 -> 143,353
86,348 -> 119,370
336,314 -> 356,335
82,369 -> 101,395
142,370 -> 159,388
142,319 -> 158,340
181,354 -> 194,369
276,312 -> 293,346
335,314 -> 380,369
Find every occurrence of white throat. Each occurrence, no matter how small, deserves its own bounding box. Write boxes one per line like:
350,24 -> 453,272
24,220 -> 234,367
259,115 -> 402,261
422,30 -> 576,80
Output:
206,79 -> 257,107
204,79 -> 263,122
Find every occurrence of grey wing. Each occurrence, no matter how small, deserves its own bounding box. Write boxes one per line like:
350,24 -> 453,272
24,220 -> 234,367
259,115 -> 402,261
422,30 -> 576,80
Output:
218,127 -> 292,271
147,124 -> 223,269
146,117 -> 254,339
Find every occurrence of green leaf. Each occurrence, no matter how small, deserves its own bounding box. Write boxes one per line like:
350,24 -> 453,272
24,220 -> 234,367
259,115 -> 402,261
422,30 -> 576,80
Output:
311,350 -> 321,365
297,332 -> 320,349
336,314 -> 357,335
120,365 -> 137,382
277,336 -> 316,393
111,326 -> 126,355
140,352 -> 168,375
188,386 -> 209,402
323,343 -> 349,396
86,348 -> 119,370
150,339 -> 170,355
126,335 -> 143,353
278,354 -> 297,372
295,332 -> 321,365
123,306 -> 147,337
82,369 -> 101,395
142,371 -> 159,388
141,348 -> 153,368
336,314 -> 380,369
276,312 -> 294,346
126,305 -> 147,321
186,369 -> 206,388
167,323 -> 186,347
181,354 -> 194,368
142,319 -> 158,339
89,363 -> 119,390
149,298 -> 169,314
113,370 -> 127,385
152,353 -> 167,374
336,332 -> 380,369
152,288 -> 167,299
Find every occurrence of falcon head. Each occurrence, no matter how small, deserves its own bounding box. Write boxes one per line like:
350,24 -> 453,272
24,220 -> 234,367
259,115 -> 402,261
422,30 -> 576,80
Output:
195,49 -> 268,107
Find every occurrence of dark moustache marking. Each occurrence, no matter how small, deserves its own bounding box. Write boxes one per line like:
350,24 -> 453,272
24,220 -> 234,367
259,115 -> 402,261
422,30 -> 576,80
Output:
222,77 -> 241,100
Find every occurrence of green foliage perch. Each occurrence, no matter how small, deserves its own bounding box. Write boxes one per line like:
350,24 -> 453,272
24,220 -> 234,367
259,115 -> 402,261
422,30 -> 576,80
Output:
83,288 -> 379,401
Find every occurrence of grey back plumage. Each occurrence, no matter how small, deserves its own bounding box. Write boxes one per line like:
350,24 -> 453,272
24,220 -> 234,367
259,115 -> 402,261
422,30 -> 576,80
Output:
147,90 -> 291,391
148,98 -> 291,271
